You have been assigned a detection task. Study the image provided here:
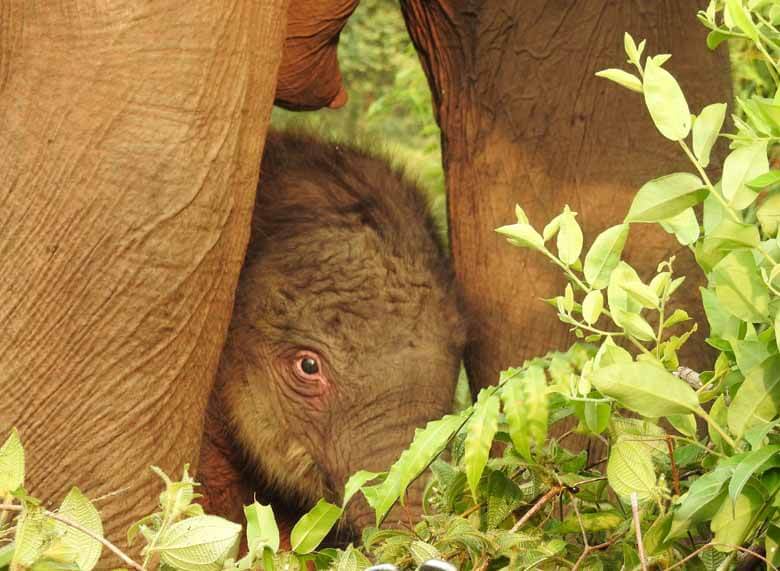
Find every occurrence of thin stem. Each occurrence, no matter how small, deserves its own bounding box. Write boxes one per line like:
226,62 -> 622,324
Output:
542,249 -> 590,293
0,504 -> 144,571
679,140 -> 741,223
695,408 -> 738,450
630,493 -> 648,571
510,485 -> 563,533
665,542 -> 777,571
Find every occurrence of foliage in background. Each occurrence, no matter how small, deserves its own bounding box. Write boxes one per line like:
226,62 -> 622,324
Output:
271,0 -> 447,235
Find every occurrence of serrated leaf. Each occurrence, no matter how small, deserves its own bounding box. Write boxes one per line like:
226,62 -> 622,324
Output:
155,516 -> 241,571
595,69 -> 643,93
342,471 -> 381,509
409,541 -> 440,566
643,57 -> 691,140
722,141 -> 769,209
12,507 -> 51,569
485,471 -> 525,529
244,502 -> 279,554
52,488 -> 103,571
290,500 -> 342,555
464,392 -> 500,499
625,173 -> 706,222
584,224 -> 629,289
362,413 -> 465,525
728,445 -> 780,507
693,103 -> 727,167
0,429 -> 24,496
607,441 -> 656,501
592,362 -> 700,417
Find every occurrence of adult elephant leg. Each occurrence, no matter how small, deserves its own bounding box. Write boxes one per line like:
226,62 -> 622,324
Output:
402,1 -> 731,446
0,0 -> 287,551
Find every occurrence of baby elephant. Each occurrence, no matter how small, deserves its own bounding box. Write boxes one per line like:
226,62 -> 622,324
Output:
198,130 -> 465,539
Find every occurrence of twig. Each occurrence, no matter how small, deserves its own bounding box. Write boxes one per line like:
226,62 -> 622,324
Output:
572,541 -> 612,571
0,504 -> 144,571
665,542 -> 778,571
509,485 -> 563,533
666,435 -> 681,496
630,493 -> 648,571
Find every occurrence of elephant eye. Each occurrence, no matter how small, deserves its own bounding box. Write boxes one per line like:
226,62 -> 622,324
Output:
293,351 -> 325,384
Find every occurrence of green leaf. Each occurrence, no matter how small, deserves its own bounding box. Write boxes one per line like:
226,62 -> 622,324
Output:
621,281 -> 659,309
667,469 -> 730,539
729,445 -> 780,507
758,192 -> 780,237
289,500 -> 342,555
625,173 -> 706,222
583,224 -> 630,289
644,513 -> 674,556
594,337 -> 632,368
464,391 -> 500,499
707,29 -> 730,50
155,516 -> 242,571
728,355 -> 780,438
667,414 -> 697,438
591,362 -> 700,417
693,103 -> 727,167
557,206 -> 583,266
501,366 -> 548,462
607,440 -> 656,501
515,204 -> 529,224
709,395 -> 732,453
342,471 -> 381,509
726,0 -> 759,41
710,250 -> 770,323
52,488 -> 103,571
747,170 -> 780,190
643,57 -> 691,140
362,413 -> 465,525
664,309 -> 691,328
711,484 -> 763,552
0,428 -> 24,496
607,262 -> 643,320
581,291 -> 604,325
612,309 -> 656,342
13,507 -> 52,569
722,141 -> 769,209
485,470 -> 525,530
595,69 -> 643,93
409,541 -> 441,566
660,207 -> 700,245
583,401 -> 611,435
558,510 -> 623,534
495,223 -> 544,250
244,502 -> 279,554
701,287 -> 741,339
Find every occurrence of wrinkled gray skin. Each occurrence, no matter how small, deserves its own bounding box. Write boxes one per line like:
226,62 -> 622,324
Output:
198,130 -> 465,538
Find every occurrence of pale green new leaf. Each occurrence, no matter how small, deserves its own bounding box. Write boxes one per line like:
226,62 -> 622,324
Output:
693,103 -> 727,167
594,337 -> 632,368
290,500 -> 342,555
464,391 -> 500,498
557,206 -> 583,265
362,413 -> 465,524
244,502 -> 279,554
495,223 -> 544,250
591,362 -> 701,417
607,261 -> 643,321
620,281 -> 659,309
582,290 -> 604,325
595,69 -> 643,93
0,428 -> 24,496
12,507 -> 51,569
722,141 -> 769,209
726,0 -> 759,41
758,192 -> 780,237
607,440 -> 656,501
660,207 -> 700,245
584,224 -> 629,289
515,204 -> 529,224
155,516 -> 241,571
643,57 -> 691,140
728,356 -> 780,438
53,488 -> 103,571
611,308 -> 656,342
625,173 -> 706,222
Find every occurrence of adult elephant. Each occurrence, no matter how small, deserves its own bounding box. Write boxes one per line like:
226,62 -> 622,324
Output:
401,1 -> 732,454
0,0 -> 355,554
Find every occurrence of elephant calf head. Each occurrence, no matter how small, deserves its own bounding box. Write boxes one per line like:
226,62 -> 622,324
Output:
199,130 -> 465,539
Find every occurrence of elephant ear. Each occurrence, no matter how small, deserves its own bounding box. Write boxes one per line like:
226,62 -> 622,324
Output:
274,0 -> 358,110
